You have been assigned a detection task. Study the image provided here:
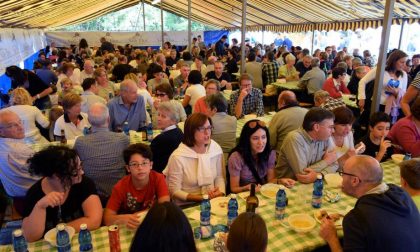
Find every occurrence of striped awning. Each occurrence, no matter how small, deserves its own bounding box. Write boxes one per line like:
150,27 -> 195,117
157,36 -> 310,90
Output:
0,0 -> 419,30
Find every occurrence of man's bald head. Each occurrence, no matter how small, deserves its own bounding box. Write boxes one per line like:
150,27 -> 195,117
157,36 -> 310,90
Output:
346,155 -> 383,184
0,109 -> 25,139
88,103 -> 109,127
278,91 -> 298,109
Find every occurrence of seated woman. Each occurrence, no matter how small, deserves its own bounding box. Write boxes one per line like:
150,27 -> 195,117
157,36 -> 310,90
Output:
104,144 -> 170,229
278,53 -> 299,81
228,120 -> 295,193
388,97 -> 420,157
194,79 -> 221,116
130,202 -> 196,252
329,107 -> 364,169
22,146 -> 102,242
7,87 -> 50,144
182,70 -> 206,113
152,83 -> 187,128
53,92 -> 90,140
150,102 -> 184,173
166,113 -> 225,205
227,212 -> 267,252
322,67 -> 350,99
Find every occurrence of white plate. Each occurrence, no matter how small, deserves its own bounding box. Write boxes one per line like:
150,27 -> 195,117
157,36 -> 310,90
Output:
314,208 -> 344,229
44,226 -> 75,247
260,183 -> 290,199
210,197 -> 241,216
324,174 -> 343,188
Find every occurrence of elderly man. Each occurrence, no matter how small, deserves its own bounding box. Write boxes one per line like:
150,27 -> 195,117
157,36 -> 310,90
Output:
80,59 -> 95,83
320,155 -> 420,251
0,110 -> 39,213
74,103 -> 129,206
107,79 -> 147,132
276,108 -> 337,183
81,78 -> 106,113
230,74 -> 264,118
295,55 -> 312,78
269,91 -> 308,154
299,58 -> 326,103
205,61 -> 232,90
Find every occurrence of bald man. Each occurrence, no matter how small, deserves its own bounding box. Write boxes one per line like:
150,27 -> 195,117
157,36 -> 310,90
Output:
269,91 -> 308,154
320,155 -> 420,252
107,79 -> 147,132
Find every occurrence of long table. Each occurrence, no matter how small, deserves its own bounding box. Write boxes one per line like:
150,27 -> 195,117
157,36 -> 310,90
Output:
0,161 -> 400,252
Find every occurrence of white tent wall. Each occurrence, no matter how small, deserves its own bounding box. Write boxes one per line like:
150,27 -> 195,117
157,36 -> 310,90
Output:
0,29 -> 47,75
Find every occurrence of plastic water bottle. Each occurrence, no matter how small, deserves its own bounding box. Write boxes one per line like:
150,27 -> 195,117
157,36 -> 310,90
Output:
122,121 -> 130,135
146,125 -> 154,142
200,194 -> 211,226
275,185 -> 287,220
78,223 -> 93,252
12,229 -> 28,252
56,223 -> 71,252
83,126 -> 91,136
312,174 -> 324,208
403,153 -> 412,161
227,194 -> 238,227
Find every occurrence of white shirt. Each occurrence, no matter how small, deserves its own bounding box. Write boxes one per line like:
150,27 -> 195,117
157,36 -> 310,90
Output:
81,91 -> 107,113
191,63 -> 208,77
79,70 -> 94,84
185,84 -> 206,110
54,112 -> 90,140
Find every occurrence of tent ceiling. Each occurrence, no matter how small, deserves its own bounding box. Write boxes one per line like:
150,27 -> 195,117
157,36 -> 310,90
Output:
0,0 -> 419,30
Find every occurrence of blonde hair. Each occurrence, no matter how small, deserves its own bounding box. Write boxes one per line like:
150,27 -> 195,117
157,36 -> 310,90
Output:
124,73 -> 139,84
62,93 -> 82,111
60,78 -> 73,88
10,87 -> 33,105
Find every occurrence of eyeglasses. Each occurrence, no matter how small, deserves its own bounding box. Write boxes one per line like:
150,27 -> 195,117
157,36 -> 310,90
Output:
337,169 -> 362,182
129,161 -> 151,169
319,124 -> 335,130
155,93 -> 167,97
248,120 -> 266,129
197,126 -> 213,132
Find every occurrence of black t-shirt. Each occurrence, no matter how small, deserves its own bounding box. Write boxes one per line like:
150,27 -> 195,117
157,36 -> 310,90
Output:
23,176 -> 98,233
295,61 -> 311,78
204,71 -> 231,91
112,64 -> 133,82
358,135 -> 393,162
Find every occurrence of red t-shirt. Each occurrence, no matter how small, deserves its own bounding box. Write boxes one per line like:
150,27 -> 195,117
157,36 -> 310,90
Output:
106,171 -> 169,213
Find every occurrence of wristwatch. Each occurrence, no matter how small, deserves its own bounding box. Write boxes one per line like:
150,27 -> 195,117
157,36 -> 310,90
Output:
36,94 -> 41,99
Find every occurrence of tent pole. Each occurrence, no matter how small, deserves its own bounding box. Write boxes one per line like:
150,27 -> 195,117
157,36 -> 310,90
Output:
240,0 -> 247,74
161,0 -> 164,48
142,0 -> 146,31
398,20 -> 405,50
188,0 -> 191,51
370,0 -> 395,115
311,30 -> 315,54
262,25 -> 265,47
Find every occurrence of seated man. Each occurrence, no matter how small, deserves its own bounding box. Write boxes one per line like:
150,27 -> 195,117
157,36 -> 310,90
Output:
295,55 -> 312,78
204,61 -> 232,91
269,91 -> 308,154
172,63 -> 190,97
229,74 -> 264,118
320,155 -> 420,251
103,144 -> 170,230
400,158 -> 420,210
74,103 -> 129,206
108,79 -> 147,132
298,58 -> 326,103
80,78 -> 106,113
314,90 -> 346,111
0,110 -> 39,213
276,108 -> 337,183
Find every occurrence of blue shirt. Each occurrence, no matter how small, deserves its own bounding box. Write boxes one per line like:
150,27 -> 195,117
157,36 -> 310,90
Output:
107,95 -> 147,132
35,68 -> 58,85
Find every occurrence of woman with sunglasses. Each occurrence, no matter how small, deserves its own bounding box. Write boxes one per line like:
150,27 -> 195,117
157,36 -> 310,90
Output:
166,113 -> 225,206
152,83 -> 187,128
21,145 -> 102,242
228,120 -> 295,193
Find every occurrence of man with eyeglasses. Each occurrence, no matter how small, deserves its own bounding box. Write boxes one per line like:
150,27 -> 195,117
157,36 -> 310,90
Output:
276,107 -> 337,183
229,74 -> 264,119
320,155 -> 420,251
0,110 -> 39,214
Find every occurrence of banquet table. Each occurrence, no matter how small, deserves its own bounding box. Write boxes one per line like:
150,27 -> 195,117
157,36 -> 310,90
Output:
271,80 -> 302,91
0,161 -> 400,252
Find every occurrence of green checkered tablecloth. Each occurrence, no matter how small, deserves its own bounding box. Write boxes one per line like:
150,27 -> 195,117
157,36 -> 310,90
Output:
271,81 -> 302,91
1,161 -> 399,252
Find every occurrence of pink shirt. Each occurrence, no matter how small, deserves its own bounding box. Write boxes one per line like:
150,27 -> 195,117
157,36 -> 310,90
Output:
388,116 -> 420,157
323,77 -> 350,99
193,96 -> 211,116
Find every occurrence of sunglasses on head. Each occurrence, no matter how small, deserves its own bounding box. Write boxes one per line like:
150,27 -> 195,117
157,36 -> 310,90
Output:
248,120 -> 266,129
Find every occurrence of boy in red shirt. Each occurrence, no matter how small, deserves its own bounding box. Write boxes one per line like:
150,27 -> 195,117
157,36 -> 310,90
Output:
104,143 -> 170,229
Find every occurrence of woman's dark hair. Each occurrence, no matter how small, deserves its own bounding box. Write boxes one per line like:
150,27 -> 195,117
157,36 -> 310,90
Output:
230,120 -> 271,181
183,113 -> 212,147
302,107 -> 335,131
5,66 -> 26,85
188,70 -> 202,84
28,145 -> 79,189
79,38 -> 89,49
410,97 -> 420,120
227,212 -> 267,252
123,143 -> 153,165
182,51 -> 193,61
385,49 -> 408,78
332,67 -> 346,79
206,93 -> 227,113
155,83 -> 174,99
332,106 -> 354,125
368,111 -> 390,128
130,202 -> 197,252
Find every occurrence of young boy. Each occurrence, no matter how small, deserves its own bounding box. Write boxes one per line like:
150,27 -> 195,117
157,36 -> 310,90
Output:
358,112 -> 393,162
399,159 -> 420,211
104,144 -> 170,229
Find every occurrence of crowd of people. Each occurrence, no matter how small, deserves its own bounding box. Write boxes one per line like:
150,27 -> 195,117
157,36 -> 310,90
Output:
0,35 -> 420,250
